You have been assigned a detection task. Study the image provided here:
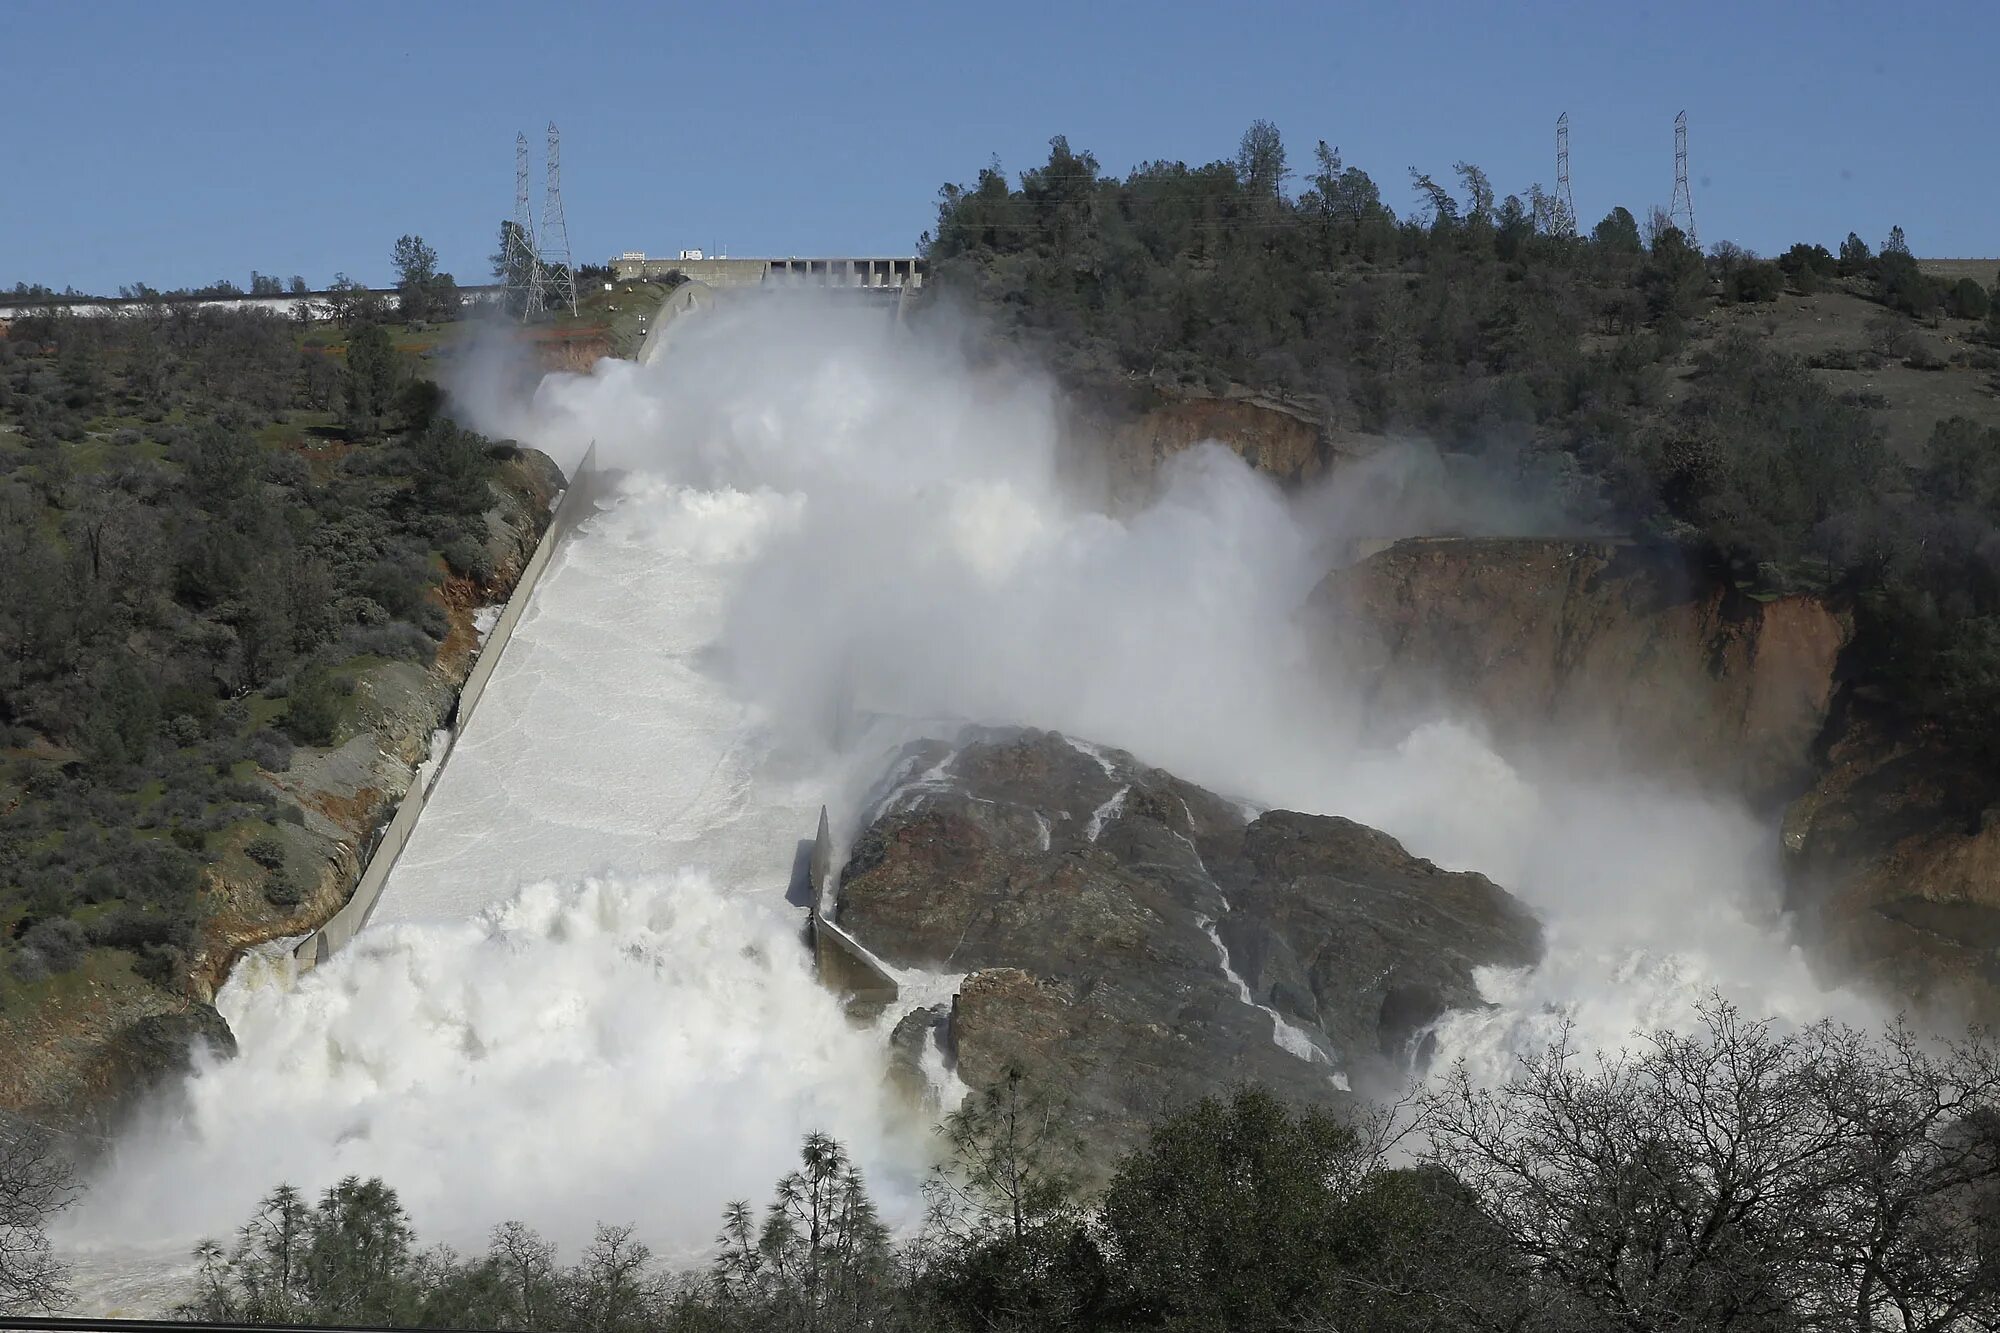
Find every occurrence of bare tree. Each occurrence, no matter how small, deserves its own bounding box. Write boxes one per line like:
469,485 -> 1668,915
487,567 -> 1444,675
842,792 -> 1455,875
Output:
488,1220 -> 557,1330
1644,204 -> 1678,250
1422,998 -> 2000,1332
563,1224 -> 657,1333
0,1119 -> 76,1312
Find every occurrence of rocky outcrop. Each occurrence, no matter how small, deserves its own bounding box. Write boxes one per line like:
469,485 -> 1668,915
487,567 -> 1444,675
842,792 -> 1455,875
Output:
833,728 -> 1539,1160
1107,394 -> 1329,485
0,972 -> 237,1142
1784,710 -> 2000,1019
1315,538 -> 1849,805
1058,382 -> 1364,497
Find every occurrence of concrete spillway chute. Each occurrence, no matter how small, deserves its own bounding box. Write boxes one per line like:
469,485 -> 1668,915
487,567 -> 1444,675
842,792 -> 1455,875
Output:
636,280 -> 719,366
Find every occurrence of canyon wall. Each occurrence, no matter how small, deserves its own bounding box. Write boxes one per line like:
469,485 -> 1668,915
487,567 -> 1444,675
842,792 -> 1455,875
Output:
1315,538 -> 1850,807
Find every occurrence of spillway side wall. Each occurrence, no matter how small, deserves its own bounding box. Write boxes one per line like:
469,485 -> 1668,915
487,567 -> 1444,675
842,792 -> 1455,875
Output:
807,805 -> 901,1011
294,446 -> 602,968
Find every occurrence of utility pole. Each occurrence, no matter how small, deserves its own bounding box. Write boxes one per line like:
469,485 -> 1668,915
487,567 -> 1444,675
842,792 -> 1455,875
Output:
535,122 -> 579,318
1555,112 -> 1577,237
505,131 -> 542,320
1669,110 -> 1698,249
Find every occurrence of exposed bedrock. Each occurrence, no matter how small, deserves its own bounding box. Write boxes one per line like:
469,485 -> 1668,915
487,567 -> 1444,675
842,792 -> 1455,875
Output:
832,728 -> 1539,1161
1784,708 -> 2000,1021
1315,537 -> 1850,807
1054,381 -> 1363,504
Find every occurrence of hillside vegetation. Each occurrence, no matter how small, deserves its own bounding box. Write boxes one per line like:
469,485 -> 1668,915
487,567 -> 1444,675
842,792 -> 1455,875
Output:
925,126 -> 2000,750
0,296 -> 510,1069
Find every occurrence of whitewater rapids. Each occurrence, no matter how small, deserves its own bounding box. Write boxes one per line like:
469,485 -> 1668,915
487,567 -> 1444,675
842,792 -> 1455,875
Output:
61,475 -> 927,1306
60,297 -> 1872,1307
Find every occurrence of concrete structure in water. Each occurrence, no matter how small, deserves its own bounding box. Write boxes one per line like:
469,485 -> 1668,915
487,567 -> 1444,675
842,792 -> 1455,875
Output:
803,805 -> 901,1020
610,252 -> 925,290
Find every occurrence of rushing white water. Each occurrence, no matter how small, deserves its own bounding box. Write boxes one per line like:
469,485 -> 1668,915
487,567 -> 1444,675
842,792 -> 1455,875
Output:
65,295 -> 1872,1305
374,478 -> 822,923
1197,903 -> 1345,1081
64,467 -> 927,1300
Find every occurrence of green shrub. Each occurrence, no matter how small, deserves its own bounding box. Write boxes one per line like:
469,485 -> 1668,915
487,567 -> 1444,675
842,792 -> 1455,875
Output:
16,916 -> 87,977
244,835 -> 286,871
412,421 -> 496,516
1877,251 -> 1940,318
247,729 -> 294,772
262,872 -> 304,910
88,902 -> 194,952
283,665 -> 343,747
1735,261 -> 1784,303
131,943 -> 184,988
1947,278 -> 1991,321
441,535 -> 493,584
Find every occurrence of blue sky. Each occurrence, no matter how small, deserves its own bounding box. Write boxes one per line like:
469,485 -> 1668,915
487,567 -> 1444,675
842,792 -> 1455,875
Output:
4,0 -> 1994,293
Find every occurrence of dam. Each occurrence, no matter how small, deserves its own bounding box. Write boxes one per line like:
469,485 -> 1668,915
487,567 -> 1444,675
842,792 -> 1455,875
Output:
59,290 -> 1868,1309
608,251 -> 925,289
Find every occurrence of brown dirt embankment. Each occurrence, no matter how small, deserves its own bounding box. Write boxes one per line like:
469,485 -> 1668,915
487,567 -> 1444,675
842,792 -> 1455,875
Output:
1315,537 -> 1850,807
1784,711 -> 2000,1020
1058,381 -> 1375,501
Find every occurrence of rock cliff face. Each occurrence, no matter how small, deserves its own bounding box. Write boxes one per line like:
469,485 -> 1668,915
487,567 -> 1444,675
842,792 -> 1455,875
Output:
1784,711 -> 2000,1018
1315,538 -> 1849,806
1105,394 -> 1329,485
1059,383 -> 1357,498
0,448 -> 564,1136
834,729 -> 1539,1161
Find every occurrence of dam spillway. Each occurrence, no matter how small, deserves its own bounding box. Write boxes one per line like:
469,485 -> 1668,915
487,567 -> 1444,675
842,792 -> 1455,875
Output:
61,296 -> 1873,1310
371,479 -> 823,925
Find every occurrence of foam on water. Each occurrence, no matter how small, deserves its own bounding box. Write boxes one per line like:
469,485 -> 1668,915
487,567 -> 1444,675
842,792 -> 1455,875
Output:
84,872 -> 916,1254
63,472 -> 922,1296
64,297 -> 1873,1303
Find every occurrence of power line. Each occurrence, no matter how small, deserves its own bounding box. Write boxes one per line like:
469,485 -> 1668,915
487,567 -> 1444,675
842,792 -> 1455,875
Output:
505,131 -> 540,320
1555,113 -> 1577,238
535,122 -> 578,318
1669,110 -> 1698,249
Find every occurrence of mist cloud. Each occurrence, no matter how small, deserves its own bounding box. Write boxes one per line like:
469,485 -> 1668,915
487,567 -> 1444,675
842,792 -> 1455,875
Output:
69,295 -> 1871,1288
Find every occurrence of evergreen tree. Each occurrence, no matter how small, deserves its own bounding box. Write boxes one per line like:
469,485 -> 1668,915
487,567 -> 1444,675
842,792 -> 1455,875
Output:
755,1134 -> 890,1333
344,321 -> 398,437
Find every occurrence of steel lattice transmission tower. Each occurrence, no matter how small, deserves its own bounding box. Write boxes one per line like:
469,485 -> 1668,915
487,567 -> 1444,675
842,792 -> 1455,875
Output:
1669,110 -> 1698,248
505,131 -> 543,320
1554,112 -> 1577,237
535,122 -> 578,317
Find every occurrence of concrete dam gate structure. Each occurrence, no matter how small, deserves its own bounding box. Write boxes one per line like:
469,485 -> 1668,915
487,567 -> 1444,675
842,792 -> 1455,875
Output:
632,255 -> 924,366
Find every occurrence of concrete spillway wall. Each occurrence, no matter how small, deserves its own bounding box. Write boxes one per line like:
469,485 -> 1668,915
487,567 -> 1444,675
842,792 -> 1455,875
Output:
292,445 -> 603,969
804,805 -> 901,1018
